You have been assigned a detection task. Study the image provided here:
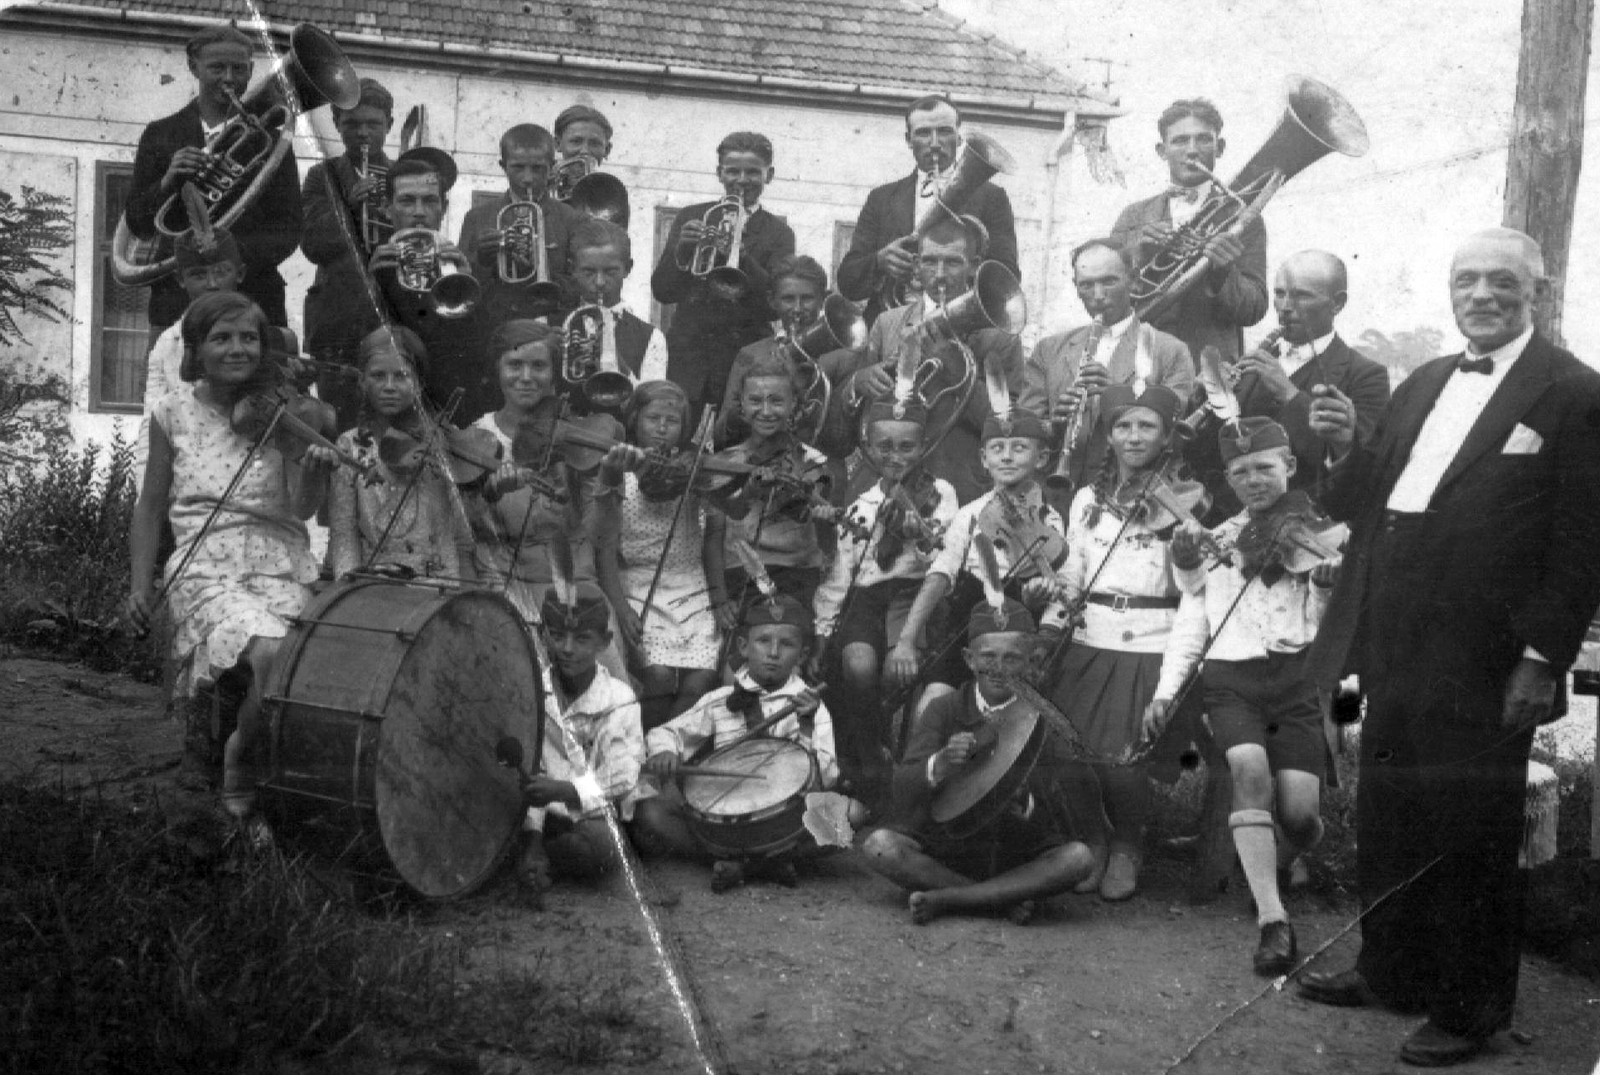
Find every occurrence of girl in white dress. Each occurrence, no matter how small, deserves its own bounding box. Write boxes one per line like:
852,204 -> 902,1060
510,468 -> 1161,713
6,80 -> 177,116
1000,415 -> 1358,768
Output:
127,291 -> 335,832
596,381 -> 728,728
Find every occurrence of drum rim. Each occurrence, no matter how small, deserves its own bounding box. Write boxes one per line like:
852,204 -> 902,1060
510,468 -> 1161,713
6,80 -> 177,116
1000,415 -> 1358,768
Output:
682,737 -> 816,818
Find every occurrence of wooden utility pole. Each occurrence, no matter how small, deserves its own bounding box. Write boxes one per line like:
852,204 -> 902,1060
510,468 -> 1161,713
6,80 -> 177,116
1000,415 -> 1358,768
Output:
1502,0 -> 1594,346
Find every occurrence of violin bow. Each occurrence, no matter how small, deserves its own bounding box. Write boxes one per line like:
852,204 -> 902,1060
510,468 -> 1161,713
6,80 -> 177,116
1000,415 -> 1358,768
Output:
361,388 -> 464,573
133,401 -> 288,635
637,406 -> 715,637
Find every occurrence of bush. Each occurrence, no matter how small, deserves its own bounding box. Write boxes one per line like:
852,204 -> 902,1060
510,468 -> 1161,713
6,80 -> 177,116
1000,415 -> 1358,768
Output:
0,431 -> 150,676
0,783 -> 664,1074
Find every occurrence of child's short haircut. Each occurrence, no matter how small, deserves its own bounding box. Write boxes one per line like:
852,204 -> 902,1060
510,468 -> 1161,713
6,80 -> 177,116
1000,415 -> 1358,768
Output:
770,254 -> 828,296
570,218 -> 631,263
742,353 -> 799,393
717,131 -> 774,166
554,104 -> 613,140
623,380 -> 692,448
335,77 -> 394,120
500,124 -> 554,160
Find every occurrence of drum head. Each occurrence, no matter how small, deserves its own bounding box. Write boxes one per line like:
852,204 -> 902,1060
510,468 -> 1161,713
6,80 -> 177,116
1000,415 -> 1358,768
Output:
374,589 -> 541,898
930,708 -> 1042,826
683,738 -> 812,817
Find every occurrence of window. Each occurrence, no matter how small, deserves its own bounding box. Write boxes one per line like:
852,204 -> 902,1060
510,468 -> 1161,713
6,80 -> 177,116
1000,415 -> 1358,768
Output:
832,222 -> 856,284
91,163 -> 149,412
652,205 -> 679,333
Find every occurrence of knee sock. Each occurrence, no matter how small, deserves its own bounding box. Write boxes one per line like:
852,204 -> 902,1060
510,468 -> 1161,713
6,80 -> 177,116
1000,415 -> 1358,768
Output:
1231,808 -> 1285,926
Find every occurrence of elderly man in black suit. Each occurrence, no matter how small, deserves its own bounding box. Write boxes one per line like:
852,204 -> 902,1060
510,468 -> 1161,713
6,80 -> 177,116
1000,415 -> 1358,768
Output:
1109,98 -> 1265,366
1298,228 -> 1600,1067
836,95 -> 1019,327
1196,249 -> 1391,517
125,22 -> 303,341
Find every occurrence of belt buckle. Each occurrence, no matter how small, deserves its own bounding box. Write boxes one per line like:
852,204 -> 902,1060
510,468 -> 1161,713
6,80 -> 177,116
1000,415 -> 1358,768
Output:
1110,593 -> 1130,613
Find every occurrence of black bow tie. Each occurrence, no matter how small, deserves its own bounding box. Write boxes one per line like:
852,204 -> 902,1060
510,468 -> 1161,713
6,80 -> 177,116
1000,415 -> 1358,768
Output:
725,685 -> 764,718
1457,355 -> 1495,375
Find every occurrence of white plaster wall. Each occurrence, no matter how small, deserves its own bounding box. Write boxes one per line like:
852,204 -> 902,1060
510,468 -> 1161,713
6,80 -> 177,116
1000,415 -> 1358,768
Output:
0,25 -> 1093,447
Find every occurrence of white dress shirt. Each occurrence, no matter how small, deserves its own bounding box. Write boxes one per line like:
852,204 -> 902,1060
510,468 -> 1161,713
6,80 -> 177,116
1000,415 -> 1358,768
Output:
1386,326 -> 1534,513
1169,188 -> 1205,228
1280,330 -> 1336,380
1091,312 -> 1135,368
915,165 -> 955,227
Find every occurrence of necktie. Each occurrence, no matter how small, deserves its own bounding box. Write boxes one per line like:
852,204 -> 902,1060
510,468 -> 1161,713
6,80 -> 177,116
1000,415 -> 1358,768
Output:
1457,355 -> 1495,375
725,685 -> 764,719
1168,184 -> 1202,204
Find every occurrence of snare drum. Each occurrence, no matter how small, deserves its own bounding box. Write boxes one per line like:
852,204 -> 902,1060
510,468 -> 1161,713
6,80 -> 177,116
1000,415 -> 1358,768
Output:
683,738 -> 818,859
261,578 -> 544,898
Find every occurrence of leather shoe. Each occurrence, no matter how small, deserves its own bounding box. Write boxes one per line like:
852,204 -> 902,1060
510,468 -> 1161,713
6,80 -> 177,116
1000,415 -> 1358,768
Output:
1297,968 -> 1427,1014
1253,920 -> 1296,976
1399,1021 -> 1487,1067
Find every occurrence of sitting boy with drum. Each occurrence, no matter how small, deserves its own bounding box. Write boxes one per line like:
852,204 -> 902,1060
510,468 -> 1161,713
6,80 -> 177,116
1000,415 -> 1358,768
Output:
518,583 -> 646,895
632,595 -> 839,892
861,598 -> 1098,924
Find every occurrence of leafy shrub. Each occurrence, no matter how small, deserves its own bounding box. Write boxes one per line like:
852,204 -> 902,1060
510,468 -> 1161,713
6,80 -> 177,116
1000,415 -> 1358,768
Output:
0,431 -> 150,675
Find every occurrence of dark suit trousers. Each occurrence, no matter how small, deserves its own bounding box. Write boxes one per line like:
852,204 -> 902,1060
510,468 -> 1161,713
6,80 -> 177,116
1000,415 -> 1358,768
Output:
1355,514 -> 1532,1039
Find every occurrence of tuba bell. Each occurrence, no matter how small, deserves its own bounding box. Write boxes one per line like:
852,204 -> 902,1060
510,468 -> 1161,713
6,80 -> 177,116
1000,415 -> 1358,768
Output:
1133,77 -> 1369,322
567,171 -> 632,230
779,293 -> 868,444
112,23 -> 361,286
560,304 -> 635,417
496,189 -> 563,307
881,131 -> 1017,307
392,227 -> 479,319
918,260 -> 1027,345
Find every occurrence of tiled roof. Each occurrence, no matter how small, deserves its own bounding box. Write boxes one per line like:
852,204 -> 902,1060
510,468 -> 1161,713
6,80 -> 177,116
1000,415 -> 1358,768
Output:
37,0 -> 1107,112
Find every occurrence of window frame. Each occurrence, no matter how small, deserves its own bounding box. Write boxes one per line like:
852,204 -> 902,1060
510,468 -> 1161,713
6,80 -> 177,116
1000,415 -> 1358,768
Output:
89,160 -> 148,414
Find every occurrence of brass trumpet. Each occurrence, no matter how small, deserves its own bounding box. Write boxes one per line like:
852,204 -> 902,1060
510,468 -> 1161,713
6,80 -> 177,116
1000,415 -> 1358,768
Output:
676,194 -> 749,296
560,304 -> 635,417
358,143 -> 391,252
114,23 -> 360,286
495,189 -> 562,306
392,228 -> 479,319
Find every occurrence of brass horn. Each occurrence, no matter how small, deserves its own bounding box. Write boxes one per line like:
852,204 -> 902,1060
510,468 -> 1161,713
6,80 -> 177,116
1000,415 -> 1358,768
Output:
113,23 -> 360,286
919,261 -> 1027,344
549,154 -> 597,201
676,194 -> 749,297
560,304 -> 635,417
1133,77 -> 1369,323
495,190 -> 562,307
780,293 -> 868,444
567,171 -> 632,230
392,227 -> 479,319
882,131 -> 1017,307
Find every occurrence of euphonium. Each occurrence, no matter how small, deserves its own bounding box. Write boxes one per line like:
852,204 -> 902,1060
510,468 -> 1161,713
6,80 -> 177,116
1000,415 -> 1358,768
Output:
358,143 -> 391,252
561,304 -> 634,416
778,293 -> 868,444
392,227 -> 479,319
1046,313 -> 1104,496
114,23 -> 360,286
1133,77 -> 1369,323
676,193 -> 749,296
550,154 -> 631,227
496,189 -> 562,306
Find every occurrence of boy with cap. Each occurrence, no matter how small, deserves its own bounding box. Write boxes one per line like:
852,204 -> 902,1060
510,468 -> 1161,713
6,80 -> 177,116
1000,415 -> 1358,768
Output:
632,595 -> 838,892
1152,416 -> 1342,975
814,388 -> 958,803
861,598 -> 1097,924
518,581 -> 646,894
886,408 -> 1072,716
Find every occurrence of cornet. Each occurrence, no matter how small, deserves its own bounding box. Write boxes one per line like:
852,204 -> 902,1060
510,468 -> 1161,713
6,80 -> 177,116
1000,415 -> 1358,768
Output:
676,194 -> 749,297
392,228 -> 479,319
358,144 -> 391,252
561,304 -> 634,417
496,189 -> 562,306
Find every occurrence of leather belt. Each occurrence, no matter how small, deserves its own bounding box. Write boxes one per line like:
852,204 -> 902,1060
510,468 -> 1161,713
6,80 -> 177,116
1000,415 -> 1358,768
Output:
1086,592 -> 1181,612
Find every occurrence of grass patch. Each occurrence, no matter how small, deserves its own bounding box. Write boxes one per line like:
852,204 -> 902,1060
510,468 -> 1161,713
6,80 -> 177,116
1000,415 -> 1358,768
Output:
0,782 -> 664,1073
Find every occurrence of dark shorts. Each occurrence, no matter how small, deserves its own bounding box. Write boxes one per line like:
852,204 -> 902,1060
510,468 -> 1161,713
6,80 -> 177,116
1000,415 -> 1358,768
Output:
885,783 -> 1073,881
835,578 -> 923,656
1202,651 -> 1326,779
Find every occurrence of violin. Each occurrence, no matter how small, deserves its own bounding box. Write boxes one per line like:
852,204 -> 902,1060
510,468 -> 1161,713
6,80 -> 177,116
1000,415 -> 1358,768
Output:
875,469 -> 946,566
1233,489 -> 1347,579
975,483 -> 1068,580
377,417 -> 567,502
228,375 -> 382,485
715,436 -> 873,543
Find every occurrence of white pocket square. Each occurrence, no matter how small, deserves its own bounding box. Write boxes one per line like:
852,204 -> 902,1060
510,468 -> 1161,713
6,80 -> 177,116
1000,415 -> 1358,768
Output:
1503,423 -> 1544,455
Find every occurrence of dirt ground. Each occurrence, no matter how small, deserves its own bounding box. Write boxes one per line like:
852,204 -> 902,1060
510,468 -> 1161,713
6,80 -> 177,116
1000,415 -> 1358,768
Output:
5,652 -> 1599,1075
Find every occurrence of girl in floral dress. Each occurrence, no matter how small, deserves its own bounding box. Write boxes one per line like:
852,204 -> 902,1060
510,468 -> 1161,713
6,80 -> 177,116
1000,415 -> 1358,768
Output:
127,291 -> 336,834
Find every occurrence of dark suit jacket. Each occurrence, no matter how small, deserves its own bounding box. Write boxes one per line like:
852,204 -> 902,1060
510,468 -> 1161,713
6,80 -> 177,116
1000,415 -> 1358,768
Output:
127,100 -> 303,331
837,172 -> 1019,326
301,153 -> 387,362
1109,192 -> 1266,364
650,202 -> 796,408
1309,332 -> 1600,691
459,191 -> 584,328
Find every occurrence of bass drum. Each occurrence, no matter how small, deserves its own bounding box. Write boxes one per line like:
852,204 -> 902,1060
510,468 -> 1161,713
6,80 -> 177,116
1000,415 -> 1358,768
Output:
261,578 -> 543,898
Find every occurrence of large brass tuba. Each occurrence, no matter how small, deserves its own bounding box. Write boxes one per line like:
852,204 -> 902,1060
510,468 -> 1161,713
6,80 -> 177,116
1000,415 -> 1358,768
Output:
779,293 -> 869,444
495,189 -> 563,307
881,131 -> 1016,308
392,228 -> 479,319
1132,77 -> 1369,322
112,23 -> 360,286
676,194 -> 749,297
560,304 -> 634,417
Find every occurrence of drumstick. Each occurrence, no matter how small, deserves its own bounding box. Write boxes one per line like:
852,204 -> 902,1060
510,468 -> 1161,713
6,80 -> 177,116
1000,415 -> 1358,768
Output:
717,683 -> 827,753
678,766 -> 769,781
